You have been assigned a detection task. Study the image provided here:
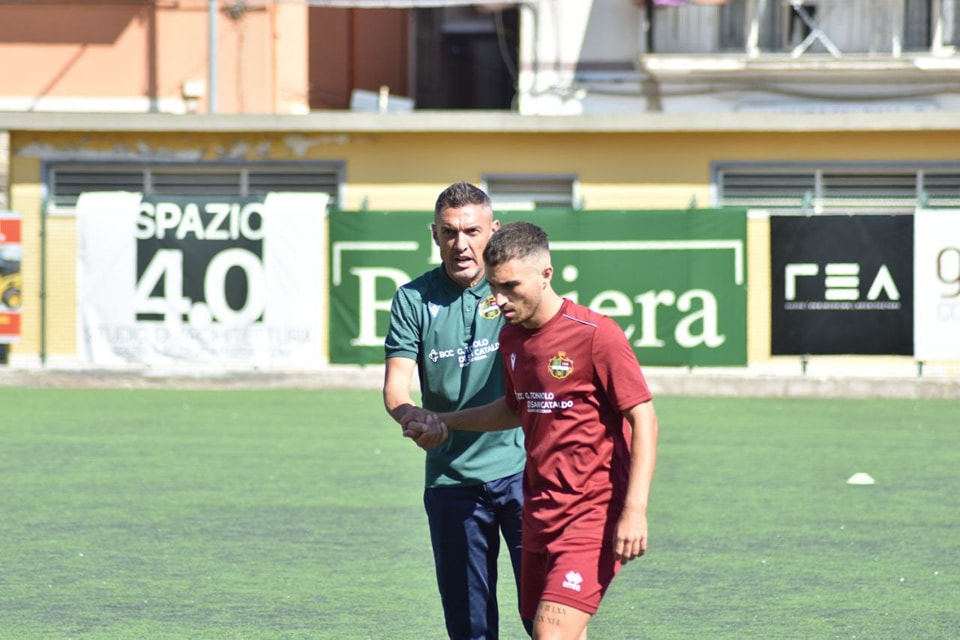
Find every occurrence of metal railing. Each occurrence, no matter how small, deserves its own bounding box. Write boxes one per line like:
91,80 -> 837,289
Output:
645,0 -> 958,56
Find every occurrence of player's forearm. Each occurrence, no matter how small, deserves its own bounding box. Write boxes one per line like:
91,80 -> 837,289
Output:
623,401 -> 659,511
439,398 -> 519,432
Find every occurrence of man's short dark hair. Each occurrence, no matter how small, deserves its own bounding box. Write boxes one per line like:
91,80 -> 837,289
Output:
484,221 -> 549,268
435,181 -> 492,217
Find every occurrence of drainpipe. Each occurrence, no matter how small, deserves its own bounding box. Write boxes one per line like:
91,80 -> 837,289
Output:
209,0 -> 219,113
40,204 -> 47,365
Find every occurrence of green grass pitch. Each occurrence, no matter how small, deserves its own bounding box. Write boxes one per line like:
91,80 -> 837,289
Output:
0,387 -> 957,639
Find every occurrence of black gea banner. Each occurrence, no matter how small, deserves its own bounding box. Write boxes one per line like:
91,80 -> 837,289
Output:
771,215 -> 913,355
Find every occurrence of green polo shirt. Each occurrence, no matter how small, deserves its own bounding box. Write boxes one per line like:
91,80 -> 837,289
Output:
385,267 -> 525,488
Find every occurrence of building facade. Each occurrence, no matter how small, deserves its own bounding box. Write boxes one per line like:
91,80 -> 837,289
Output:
1,1 -> 958,372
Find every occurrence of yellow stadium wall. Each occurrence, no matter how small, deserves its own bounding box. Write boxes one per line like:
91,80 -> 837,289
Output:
8,127 -> 960,366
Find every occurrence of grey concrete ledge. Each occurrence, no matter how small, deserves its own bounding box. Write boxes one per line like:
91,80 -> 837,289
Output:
5,110 -> 960,135
1,364 -> 957,399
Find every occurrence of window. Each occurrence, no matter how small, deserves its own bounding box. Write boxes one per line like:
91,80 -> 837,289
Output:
45,163 -> 343,215
483,175 -> 578,211
717,163 -> 960,212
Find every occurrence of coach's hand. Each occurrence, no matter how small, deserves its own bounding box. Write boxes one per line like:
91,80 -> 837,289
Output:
401,410 -> 448,450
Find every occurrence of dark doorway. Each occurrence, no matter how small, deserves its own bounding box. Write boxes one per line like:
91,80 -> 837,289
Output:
414,6 -> 518,110
308,5 -> 517,111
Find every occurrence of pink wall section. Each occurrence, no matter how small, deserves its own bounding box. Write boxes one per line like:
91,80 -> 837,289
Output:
0,1 -> 309,115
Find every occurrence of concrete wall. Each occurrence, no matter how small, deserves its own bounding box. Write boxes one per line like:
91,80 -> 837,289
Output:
7,121 -> 960,368
0,2 -> 308,115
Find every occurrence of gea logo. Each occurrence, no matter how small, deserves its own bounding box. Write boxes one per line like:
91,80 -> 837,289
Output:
784,262 -> 900,303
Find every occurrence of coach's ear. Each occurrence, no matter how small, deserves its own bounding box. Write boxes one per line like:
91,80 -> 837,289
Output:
490,219 -> 501,233
431,223 -> 439,246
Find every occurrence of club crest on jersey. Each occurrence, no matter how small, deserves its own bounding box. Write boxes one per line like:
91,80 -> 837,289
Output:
548,351 -> 574,379
478,296 -> 501,319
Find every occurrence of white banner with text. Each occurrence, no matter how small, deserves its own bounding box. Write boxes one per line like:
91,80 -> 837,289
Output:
914,208 -> 960,361
77,191 -> 329,367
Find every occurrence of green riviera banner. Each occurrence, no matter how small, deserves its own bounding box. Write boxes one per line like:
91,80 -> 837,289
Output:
329,208 -> 747,366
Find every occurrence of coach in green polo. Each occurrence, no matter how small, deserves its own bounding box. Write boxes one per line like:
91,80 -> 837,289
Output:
384,182 -> 528,639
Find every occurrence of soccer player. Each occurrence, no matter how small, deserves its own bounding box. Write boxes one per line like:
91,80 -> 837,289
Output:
404,220 -> 659,640
383,182 -> 529,638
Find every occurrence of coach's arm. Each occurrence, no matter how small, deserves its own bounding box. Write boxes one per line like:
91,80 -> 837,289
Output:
383,356 -> 438,436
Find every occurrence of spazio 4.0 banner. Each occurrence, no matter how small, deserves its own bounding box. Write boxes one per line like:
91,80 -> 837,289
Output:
76,192 -> 328,367
329,208 -> 747,367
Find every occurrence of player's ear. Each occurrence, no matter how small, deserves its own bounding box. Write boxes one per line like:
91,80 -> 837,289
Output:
542,265 -> 553,286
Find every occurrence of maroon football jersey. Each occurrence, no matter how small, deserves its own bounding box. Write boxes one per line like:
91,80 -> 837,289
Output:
501,298 -> 652,548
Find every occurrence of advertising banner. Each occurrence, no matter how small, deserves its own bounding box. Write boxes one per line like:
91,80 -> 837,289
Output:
0,211 -> 22,343
914,208 -> 960,361
77,192 -> 328,367
770,215 -> 913,355
329,208 -> 747,367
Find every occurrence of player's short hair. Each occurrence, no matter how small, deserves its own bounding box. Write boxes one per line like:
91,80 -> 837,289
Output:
484,221 -> 549,268
434,181 -> 492,217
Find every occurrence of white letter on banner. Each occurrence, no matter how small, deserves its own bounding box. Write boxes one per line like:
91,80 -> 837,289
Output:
866,265 -> 900,301
136,202 -> 156,239
588,290 -> 635,340
350,267 -> 411,346
240,203 -> 266,240
633,290 -> 676,348
914,209 -> 960,360
785,263 -> 818,300
675,289 -> 725,348
155,202 -> 182,239
205,203 -> 231,240
177,203 -> 205,240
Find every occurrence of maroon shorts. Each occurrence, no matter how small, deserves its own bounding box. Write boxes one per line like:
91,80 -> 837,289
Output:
520,536 -> 621,620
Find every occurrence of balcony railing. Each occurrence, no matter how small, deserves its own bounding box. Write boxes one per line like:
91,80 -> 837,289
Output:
643,0 -> 959,57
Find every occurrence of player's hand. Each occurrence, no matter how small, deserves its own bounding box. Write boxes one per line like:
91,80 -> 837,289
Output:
406,419 -> 448,450
401,409 -> 448,450
612,506 -> 648,564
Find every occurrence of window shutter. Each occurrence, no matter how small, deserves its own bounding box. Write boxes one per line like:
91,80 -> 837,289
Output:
484,175 -> 577,210
718,170 -> 815,209
718,165 -> 960,213
922,172 -> 960,207
49,166 -> 145,210
819,171 -> 917,212
46,163 -> 342,213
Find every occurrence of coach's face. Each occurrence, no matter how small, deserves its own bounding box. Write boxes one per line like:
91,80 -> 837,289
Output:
487,253 -> 553,329
433,204 -> 499,288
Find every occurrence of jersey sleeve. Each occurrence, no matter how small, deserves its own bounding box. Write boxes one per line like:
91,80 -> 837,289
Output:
384,286 -> 421,360
593,316 -> 652,411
